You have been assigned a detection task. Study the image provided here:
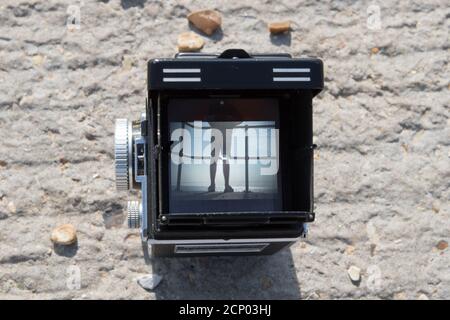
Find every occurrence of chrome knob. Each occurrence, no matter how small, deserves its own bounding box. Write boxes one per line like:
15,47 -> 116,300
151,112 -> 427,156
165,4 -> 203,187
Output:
114,119 -> 132,190
127,201 -> 141,229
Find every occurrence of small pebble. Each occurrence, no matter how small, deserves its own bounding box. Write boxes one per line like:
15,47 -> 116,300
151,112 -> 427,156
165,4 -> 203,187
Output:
347,265 -> 361,283
50,224 -> 77,245
268,21 -> 291,34
436,240 -> 448,250
122,55 -> 133,71
177,32 -> 204,52
418,293 -> 429,300
394,292 -> 407,300
32,55 -> 45,66
431,201 -> 440,213
187,9 -> 222,36
345,245 -> 355,255
7,202 -> 16,214
371,47 -> 380,54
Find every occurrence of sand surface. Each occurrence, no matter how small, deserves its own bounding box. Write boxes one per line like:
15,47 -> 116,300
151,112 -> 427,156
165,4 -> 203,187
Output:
0,0 -> 448,299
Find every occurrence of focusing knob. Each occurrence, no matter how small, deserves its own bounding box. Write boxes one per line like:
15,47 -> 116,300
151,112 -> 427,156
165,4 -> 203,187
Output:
115,119 -> 132,190
127,201 -> 141,228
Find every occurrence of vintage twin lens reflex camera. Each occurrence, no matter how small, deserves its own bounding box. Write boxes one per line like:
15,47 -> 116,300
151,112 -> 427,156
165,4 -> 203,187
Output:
114,49 -> 324,257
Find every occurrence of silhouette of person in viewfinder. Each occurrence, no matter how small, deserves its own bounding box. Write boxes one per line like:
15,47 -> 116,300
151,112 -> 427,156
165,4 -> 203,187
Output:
207,121 -> 241,193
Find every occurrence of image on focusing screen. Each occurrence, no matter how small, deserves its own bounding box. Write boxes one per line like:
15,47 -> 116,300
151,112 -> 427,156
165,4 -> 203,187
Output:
167,99 -> 281,214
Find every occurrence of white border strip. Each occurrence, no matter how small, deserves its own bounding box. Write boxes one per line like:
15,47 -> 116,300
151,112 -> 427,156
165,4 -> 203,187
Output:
273,68 -> 310,73
163,77 -> 201,82
273,77 -> 310,82
174,243 -> 269,254
147,237 -> 300,244
163,68 -> 201,73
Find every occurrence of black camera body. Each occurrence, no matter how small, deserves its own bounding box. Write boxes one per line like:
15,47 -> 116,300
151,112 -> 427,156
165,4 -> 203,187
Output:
115,49 -> 323,257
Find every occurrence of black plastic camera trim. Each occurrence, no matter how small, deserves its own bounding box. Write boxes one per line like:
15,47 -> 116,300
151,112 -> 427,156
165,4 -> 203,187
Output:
148,49 -> 323,94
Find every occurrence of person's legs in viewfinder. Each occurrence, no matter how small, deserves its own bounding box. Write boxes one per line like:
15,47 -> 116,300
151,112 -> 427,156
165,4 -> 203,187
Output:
208,124 -> 234,193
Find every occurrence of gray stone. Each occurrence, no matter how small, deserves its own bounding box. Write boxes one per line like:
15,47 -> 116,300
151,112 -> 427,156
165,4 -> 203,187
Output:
136,274 -> 163,291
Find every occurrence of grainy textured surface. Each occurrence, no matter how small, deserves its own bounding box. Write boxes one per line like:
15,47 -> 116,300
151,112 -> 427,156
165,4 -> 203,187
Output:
0,0 -> 449,299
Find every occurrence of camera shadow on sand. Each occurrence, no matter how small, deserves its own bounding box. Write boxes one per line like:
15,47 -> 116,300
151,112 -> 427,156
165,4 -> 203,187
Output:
149,247 -> 301,299
120,0 -> 146,10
